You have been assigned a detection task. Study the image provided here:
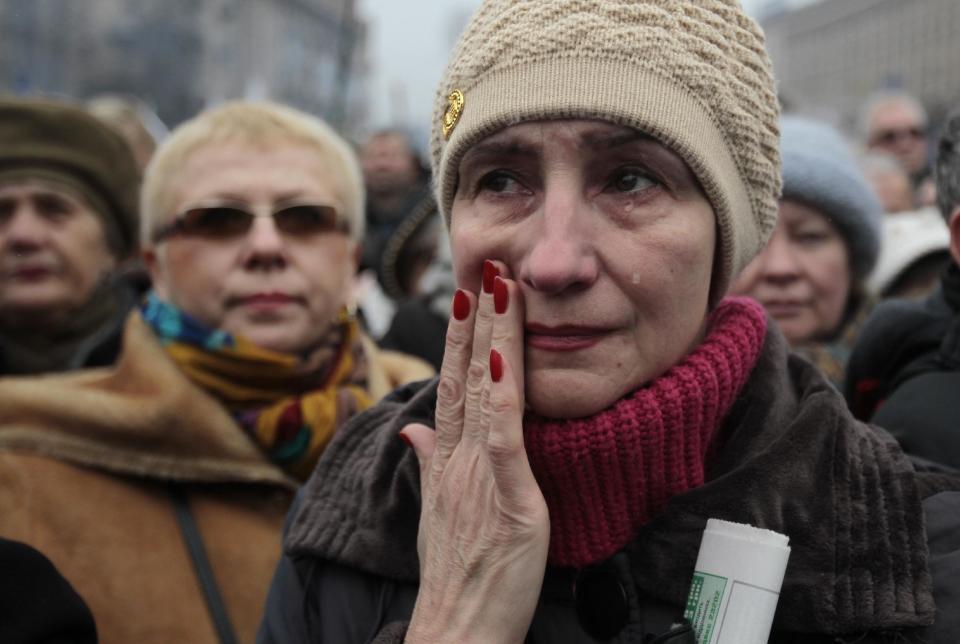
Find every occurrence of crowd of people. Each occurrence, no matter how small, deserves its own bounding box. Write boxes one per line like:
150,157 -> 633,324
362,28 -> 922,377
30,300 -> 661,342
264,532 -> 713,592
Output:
0,1 -> 958,643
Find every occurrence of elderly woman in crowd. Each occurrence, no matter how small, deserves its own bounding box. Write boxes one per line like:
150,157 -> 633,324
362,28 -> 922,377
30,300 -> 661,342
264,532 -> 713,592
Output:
259,2 -> 960,643
0,98 -> 141,375
0,101 -> 432,644
732,116 -> 884,385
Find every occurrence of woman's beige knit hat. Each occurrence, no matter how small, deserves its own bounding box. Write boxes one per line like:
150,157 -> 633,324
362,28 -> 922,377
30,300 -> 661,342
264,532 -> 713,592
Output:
431,0 -> 782,299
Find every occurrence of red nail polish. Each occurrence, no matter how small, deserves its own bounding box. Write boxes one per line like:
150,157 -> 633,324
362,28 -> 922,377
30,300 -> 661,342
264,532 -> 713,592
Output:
398,432 -> 413,448
489,349 -> 503,383
493,277 -> 508,314
452,289 -> 470,321
482,260 -> 499,294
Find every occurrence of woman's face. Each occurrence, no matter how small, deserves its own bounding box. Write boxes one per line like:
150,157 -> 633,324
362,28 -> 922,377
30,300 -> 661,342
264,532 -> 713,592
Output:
450,119 -> 716,418
0,179 -> 116,328
732,199 -> 850,345
146,142 -> 357,354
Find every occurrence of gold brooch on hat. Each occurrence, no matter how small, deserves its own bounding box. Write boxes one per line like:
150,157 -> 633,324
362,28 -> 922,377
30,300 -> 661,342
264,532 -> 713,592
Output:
442,89 -> 465,139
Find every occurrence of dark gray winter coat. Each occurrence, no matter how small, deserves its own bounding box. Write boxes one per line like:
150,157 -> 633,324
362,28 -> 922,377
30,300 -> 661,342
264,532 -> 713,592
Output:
260,324 -> 960,644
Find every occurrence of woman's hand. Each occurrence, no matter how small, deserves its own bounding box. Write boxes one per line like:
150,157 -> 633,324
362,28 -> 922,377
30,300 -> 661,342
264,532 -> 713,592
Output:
401,260 -> 550,644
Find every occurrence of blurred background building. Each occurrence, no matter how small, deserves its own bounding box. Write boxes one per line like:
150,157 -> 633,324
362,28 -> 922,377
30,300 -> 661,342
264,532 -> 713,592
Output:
0,0 -> 957,144
761,0 -> 960,129
0,0 -> 369,133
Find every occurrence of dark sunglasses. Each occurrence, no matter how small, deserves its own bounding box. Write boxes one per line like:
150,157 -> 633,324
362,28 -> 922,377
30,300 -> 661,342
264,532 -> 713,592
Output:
870,126 -> 926,146
152,202 -> 347,242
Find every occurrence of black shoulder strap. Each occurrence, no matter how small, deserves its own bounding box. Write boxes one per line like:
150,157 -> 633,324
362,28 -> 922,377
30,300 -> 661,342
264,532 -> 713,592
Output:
169,484 -> 239,644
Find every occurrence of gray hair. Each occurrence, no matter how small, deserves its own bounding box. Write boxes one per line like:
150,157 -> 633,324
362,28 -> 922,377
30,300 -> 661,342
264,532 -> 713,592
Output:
936,109 -> 960,220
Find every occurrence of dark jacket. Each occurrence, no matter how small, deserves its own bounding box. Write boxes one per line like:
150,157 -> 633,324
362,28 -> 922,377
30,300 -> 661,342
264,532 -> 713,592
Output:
0,276 -> 139,376
845,262 -> 960,468
362,185 -> 440,300
0,538 -> 98,644
260,325 -> 960,644
379,296 -> 448,371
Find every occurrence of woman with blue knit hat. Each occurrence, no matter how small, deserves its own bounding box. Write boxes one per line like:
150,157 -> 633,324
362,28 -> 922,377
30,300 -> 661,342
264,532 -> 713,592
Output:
733,116 -> 883,384
260,2 -> 960,643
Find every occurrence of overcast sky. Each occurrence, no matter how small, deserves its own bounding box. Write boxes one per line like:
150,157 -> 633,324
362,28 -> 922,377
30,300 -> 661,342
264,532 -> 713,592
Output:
354,0 -> 813,148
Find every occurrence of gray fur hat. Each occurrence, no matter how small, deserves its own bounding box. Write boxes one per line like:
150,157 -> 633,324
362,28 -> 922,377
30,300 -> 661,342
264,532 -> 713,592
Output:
780,116 -> 882,280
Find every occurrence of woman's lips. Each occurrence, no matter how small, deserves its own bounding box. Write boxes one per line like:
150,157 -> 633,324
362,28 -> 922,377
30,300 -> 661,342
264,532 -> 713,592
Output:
232,293 -> 301,310
9,266 -> 53,281
762,300 -> 807,318
525,323 -> 609,351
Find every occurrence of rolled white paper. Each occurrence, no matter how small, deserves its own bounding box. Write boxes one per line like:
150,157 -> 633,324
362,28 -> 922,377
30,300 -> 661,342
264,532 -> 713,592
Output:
683,519 -> 791,644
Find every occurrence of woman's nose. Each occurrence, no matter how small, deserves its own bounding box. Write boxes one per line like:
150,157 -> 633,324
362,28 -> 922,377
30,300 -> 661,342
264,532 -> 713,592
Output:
241,215 -> 288,270
758,234 -> 801,283
518,190 -> 599,295
2,207 -> 48,249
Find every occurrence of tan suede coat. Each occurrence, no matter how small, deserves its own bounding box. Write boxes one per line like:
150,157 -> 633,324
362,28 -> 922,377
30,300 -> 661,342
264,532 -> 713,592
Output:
0,313 -> 433,644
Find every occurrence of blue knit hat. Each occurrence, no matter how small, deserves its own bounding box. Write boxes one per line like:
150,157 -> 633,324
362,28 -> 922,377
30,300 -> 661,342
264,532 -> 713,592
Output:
780,116 -> 882,280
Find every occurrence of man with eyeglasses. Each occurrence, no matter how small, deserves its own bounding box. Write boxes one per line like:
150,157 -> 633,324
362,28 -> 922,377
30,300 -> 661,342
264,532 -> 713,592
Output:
860,91 -> 935,208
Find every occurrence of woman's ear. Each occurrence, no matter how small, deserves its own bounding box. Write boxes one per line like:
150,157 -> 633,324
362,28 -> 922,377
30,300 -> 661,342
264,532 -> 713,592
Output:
949,207 -> 960,266
352,241 -> 363,273
142,246 -> 169,299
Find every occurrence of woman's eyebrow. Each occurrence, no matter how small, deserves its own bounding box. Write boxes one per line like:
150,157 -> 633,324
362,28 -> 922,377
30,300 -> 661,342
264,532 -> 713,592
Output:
581,129 -> 653,149
460,139 -> 538,165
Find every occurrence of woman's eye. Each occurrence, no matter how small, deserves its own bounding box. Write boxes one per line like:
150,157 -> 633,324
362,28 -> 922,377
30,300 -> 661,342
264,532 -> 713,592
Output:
478,171 -> 521,194
795,231 -> 830,245
609,170 -> 657,193
35,196 -> 73,220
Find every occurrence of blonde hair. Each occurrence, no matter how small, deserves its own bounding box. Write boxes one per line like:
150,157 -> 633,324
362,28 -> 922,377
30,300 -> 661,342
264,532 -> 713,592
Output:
141,101 -> 364,247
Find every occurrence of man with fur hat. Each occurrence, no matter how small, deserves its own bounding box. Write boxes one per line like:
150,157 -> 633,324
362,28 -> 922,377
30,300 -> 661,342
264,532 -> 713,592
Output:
846,108 -> 960,469
0,97 -> 141,374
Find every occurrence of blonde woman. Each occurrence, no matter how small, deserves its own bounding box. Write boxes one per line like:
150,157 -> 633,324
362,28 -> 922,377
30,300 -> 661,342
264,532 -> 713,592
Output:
0,102 -> 432,644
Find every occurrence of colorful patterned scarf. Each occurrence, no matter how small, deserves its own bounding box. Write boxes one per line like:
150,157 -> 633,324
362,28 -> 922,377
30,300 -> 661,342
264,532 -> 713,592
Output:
141,293 -> 372,480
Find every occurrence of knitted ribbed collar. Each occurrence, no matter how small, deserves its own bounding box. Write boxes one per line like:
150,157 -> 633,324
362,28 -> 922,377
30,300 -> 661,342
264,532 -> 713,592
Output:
524,296 -> 767,568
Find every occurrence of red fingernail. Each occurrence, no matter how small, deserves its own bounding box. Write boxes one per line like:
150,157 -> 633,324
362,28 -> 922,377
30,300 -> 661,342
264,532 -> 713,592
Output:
452,289 -> 470,320
482,260 -> 499,294
398,432 -> 413,448
489,349 -> 503,383
493,277 -> 508,314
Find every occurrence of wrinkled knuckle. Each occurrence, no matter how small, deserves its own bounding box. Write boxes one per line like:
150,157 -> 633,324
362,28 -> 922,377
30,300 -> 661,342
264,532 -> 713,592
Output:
465,361 -> 488,389
486,431 -> 522,462
443,326 -> 472,355
434,407 -> 461,437
490,326 -> 513,346
473,307 -> 494,331
463,405 -> 489,430
436,373 -> 465,409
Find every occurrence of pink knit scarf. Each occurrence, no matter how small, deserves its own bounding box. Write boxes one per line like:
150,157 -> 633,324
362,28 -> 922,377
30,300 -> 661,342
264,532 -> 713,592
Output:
523,296 -> 767,568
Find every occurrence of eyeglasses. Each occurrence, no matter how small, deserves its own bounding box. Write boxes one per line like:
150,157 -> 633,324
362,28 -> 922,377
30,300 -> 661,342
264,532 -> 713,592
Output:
152,201 -> 347,243
870,126 -> 926,147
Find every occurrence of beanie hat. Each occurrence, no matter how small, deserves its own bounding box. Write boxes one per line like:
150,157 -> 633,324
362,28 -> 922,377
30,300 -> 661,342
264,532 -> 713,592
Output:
0,98 -> 141,257
779,115 -> 883,280
430,0 -> 782,300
